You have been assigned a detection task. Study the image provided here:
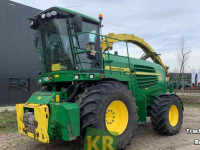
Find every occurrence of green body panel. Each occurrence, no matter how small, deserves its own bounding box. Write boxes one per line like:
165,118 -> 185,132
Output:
27,91 -> 62,104
49,103 -> 80,141
38,71 -> 75,83
27,91 -> 80,140
136,96 -> 147,123
38,71 -> 101,84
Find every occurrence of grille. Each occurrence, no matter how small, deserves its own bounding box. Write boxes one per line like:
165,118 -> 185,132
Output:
135,65 -> 158,89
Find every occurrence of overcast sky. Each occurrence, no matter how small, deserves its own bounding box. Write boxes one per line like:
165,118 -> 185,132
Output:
12,0 -> 200,72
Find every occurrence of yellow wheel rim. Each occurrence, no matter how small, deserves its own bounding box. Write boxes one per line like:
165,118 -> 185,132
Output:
105,100 -> 129,135
169,105 -> 179,127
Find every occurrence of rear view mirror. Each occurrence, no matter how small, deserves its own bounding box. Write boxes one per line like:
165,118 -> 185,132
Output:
34,33 -> 38,48
74,15 -> 82,33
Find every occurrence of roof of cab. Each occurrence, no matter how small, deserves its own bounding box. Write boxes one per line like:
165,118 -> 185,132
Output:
55,7 -> 100,23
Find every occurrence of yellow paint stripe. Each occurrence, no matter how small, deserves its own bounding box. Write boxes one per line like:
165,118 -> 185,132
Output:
121,67 -> 130,72
136,72 -> 162,75
105,66 -> 130,72
126,72 -> 162,75
105,66 -> 162,76
105,66 -> 110,70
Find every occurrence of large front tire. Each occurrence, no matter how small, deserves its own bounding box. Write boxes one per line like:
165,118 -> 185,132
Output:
78,81 -> 138,150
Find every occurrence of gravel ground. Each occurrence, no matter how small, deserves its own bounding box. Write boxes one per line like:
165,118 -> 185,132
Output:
0,107 -> 200,150
0,106 -> 16,113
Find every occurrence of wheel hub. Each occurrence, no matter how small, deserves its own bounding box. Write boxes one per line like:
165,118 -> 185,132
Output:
169,105 -> 179,127
105,100 -> 129,135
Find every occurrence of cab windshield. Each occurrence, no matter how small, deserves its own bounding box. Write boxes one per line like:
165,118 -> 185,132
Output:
38,19 -> 74,73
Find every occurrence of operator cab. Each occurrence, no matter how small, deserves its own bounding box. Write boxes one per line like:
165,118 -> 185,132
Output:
30,7 -> 102,73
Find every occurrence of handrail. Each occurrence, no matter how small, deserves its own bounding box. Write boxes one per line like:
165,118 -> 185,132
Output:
70,31 -> 132,75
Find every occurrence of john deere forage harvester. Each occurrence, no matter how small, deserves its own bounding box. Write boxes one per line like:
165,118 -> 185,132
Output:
16,7 -> 183,150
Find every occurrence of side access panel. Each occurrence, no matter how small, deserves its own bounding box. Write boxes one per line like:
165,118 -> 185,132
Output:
49,103 -> 80,141
136,95 -> 147,124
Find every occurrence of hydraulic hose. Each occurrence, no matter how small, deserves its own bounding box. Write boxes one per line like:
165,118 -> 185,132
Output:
65,82 -> 83,102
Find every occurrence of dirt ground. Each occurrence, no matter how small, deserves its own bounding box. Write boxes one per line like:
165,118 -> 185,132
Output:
0,107 -> 200,150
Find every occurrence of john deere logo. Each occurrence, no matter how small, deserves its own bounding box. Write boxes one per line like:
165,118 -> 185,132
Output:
49,74 -> 53,81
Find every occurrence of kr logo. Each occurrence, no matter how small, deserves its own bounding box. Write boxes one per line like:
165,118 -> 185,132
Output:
84,127 -> 118,150
87,136 -> 114,150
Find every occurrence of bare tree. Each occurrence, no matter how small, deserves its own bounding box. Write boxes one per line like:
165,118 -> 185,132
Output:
176,36 -> 191,95
173,67 -> 179,80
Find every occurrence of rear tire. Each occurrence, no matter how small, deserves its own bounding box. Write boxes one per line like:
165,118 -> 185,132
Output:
77,81 -> 138,150
150,95 -> 183,135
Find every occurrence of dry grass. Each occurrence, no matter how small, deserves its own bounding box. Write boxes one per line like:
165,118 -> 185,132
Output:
0,110 -> 17,133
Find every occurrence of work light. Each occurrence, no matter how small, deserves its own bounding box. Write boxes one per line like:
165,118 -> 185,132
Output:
51,11 -> 57,16
46,12 -> 51,17
89,74 -> 94,79
41,14 -> 45,19
29,21 -> 33,27
75,75 -> 79,80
